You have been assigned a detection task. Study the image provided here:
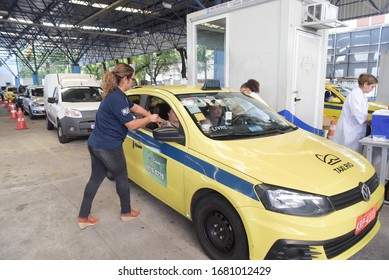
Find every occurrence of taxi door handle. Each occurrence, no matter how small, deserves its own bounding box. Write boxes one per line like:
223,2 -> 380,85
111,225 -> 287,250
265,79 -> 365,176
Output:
133,141 -> 142,149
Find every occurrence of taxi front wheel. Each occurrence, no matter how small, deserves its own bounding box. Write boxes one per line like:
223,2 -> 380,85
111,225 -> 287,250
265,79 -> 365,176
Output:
193,193 -> 249,260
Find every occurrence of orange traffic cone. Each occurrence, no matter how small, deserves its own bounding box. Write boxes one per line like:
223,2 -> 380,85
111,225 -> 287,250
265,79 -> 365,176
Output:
16,107 -> 28,130
9,103 -> 17,119
327,120 -> 336,140
8,101 -> 12,111
3,100 -> 8,108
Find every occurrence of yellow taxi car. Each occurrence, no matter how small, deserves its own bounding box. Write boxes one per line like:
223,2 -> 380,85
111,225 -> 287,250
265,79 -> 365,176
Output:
123,80 -> 384,260
5,85 -> 18,102
324,83 -> 388,120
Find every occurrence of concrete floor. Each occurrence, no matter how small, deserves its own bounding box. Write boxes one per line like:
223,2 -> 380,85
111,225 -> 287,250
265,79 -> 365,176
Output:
0,102 -> 388,260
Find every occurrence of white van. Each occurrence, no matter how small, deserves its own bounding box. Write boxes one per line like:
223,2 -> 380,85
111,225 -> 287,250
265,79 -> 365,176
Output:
44,73 -> 103,143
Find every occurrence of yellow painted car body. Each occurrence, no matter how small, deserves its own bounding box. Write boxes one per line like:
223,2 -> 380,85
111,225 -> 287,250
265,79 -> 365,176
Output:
123,81 -> 384,260
324,84 -> 388,121
5,86 -> 17,102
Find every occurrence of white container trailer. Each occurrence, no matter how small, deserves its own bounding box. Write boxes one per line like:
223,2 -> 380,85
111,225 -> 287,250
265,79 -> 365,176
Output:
187,0 -> 339,134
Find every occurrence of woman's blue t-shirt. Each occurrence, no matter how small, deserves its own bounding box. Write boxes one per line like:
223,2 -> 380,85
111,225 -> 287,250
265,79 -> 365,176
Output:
88,88 -> 134,149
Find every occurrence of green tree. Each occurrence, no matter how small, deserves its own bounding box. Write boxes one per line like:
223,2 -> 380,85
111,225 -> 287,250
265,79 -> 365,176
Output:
196,45 -> 213,80
132,49 -> 181,84
18,48 -> 73,85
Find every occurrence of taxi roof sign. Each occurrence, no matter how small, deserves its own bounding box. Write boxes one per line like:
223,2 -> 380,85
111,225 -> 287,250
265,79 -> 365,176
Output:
201,79 -> 221,90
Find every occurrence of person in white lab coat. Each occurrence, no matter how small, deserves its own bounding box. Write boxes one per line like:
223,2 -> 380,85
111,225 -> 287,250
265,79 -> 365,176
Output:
333,73 -> 378,153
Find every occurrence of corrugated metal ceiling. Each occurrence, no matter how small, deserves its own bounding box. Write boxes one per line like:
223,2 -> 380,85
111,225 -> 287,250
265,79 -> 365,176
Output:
0,0 -> 389,68
331,0 -> 389,20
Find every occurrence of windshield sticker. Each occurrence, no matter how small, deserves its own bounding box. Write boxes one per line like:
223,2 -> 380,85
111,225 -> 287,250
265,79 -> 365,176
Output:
181,99 -> 195,106
196,99 -> 207,107
186,104 -> 201,114
143,148 -> 167,187
194,112 -> 206,121
247,125 -> 263,132
210,125 -> 229,132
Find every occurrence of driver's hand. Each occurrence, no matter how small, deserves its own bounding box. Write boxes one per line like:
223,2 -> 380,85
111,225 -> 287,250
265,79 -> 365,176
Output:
148,114 -> 160,122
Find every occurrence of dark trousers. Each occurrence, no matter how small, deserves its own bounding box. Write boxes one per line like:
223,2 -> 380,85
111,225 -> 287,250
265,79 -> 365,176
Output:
78,145 -> 131,218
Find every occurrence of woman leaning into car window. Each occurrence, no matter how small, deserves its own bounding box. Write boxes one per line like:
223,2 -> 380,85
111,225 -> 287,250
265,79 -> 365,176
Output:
77,63 -> 163,229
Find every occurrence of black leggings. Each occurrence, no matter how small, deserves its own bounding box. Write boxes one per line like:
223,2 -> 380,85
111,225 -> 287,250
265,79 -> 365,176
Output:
78,145 -> 131,218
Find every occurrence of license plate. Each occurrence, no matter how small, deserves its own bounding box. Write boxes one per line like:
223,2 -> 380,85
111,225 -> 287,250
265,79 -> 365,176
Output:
91,123 -> 95,129
355,204 -> 377,235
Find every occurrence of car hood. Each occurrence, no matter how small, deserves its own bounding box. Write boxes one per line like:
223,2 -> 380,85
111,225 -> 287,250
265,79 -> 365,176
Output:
200,129 -> 374,196
369,101 -> 388,111
61,101 -> 100,111
32,97 -> 44,104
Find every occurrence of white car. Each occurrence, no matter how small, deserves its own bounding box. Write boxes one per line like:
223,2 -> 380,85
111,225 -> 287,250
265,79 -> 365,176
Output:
22,85 -> 45,119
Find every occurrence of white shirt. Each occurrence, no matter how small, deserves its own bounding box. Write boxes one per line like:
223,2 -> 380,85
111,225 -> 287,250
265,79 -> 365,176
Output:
250,92 -> 269,106
333,87 -> 368,153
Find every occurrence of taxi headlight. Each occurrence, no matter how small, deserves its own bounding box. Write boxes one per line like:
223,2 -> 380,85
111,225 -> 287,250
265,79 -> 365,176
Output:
65,108 -> 82,118
254,184 -> 334,216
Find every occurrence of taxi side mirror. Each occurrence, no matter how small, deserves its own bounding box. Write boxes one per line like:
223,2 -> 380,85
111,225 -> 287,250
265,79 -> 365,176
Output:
153,127 -> 185,145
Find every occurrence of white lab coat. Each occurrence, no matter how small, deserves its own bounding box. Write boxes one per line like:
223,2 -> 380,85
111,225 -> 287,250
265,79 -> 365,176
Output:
333,87 -> 368,153
250,92 -> 269,106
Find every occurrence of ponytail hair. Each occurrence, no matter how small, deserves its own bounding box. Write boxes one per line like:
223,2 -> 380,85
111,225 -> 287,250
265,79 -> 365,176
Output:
102,63 -> 135,97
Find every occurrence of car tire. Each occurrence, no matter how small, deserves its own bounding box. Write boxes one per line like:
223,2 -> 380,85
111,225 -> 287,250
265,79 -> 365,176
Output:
45,115 -> 54,130
28,107 -> 36,119
57,121 -> 70,143
193,193 -> 249,260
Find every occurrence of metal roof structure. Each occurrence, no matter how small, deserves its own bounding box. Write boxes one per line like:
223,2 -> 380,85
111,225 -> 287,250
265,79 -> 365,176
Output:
1,0 -> 389,69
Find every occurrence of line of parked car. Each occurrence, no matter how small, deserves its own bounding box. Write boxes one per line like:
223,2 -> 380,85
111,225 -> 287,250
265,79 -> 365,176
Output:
2,74 -> 103,144
1,84 -> 45,119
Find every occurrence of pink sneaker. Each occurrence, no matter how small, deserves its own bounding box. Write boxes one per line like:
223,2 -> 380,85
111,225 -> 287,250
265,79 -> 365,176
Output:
78,215 -> 100,229
120,209 -> 140,222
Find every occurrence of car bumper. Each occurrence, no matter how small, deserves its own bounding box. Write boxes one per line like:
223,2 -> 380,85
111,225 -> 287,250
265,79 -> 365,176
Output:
30,106 -> 45,116
242,184 -> 384,260
60,113 -> 96,137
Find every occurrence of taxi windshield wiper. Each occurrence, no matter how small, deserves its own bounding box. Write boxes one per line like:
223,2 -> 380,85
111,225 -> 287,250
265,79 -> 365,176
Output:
259,125 -> 297,135
207,125 -> 296,139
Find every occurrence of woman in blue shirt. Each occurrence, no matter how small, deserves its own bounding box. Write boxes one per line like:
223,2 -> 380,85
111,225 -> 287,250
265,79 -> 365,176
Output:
78,63 -> 161,229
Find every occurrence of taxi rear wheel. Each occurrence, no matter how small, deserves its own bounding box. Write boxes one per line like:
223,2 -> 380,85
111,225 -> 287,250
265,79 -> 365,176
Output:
193,193 -> 249,260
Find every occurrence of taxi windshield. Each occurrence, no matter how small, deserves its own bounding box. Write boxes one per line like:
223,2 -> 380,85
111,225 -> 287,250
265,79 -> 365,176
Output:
178,92 -> 296,139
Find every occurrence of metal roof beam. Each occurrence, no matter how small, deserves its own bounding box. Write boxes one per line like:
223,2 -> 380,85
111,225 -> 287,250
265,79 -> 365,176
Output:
75,0 -> 130,27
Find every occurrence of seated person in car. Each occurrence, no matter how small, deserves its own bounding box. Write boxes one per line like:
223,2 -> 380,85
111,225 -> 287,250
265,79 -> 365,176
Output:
159,104 -> 180,129
202,105 -> 225,127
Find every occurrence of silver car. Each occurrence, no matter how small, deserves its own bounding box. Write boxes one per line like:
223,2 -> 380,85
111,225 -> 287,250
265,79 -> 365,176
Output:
22,86 -> 45,119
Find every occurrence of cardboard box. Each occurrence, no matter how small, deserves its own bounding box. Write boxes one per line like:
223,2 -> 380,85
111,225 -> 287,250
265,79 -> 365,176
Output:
372,110 -> 389,139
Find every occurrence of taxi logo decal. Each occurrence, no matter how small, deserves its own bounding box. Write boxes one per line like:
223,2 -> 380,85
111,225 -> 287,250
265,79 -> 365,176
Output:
315,154 -> 341,165
316,154 -> 354,174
